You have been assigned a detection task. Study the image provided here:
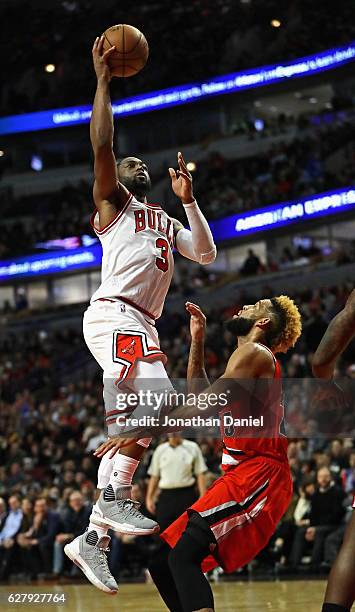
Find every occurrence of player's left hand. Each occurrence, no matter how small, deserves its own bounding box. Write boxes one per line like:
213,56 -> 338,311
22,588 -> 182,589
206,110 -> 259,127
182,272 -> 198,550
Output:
94,436 -> 137,459
169,152 -> 194,204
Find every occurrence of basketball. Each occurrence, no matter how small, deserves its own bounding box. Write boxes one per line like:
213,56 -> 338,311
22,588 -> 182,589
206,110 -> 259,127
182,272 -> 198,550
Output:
102,24 -> 149,78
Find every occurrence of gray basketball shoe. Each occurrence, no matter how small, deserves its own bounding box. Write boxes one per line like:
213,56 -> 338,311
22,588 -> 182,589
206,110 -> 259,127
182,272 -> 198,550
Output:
64,530 -> 118,594
91,484 -> 160,535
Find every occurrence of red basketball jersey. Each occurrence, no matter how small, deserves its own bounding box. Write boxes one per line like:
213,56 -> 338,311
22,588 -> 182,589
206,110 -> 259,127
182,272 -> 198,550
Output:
220,344 -> 288,471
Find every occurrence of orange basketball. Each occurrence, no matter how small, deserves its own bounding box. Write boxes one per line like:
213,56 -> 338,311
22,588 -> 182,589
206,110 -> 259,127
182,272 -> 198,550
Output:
102,24 -> 149,78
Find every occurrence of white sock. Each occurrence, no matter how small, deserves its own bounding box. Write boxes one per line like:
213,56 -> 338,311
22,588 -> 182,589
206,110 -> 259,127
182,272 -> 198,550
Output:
108,454 -> 139,489
88,502 -> 109,538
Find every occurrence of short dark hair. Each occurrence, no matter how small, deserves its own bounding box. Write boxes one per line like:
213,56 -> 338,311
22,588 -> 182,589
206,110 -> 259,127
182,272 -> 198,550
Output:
9,493 -> 21,502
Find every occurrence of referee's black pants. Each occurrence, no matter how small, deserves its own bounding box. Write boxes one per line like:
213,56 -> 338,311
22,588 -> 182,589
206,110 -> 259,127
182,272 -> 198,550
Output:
156,485 -> 198,532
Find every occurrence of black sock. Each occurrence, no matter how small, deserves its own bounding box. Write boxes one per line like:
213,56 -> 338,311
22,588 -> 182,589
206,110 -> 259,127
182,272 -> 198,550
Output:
322,605 -> 350,612
168,512 -> 215,612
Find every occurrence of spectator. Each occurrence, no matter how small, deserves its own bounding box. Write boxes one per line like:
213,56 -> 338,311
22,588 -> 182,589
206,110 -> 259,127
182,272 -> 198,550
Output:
17,498 -> 34,534
322,522 -> 349,571
240,249 -> 262,276
0,498 -> 7,530
17,498 -> 59,578
146,434 -> 207,531
0,495 -> 23,579
288,467 -> 346,571
1,498 -> 34,580
53,491 -> 91,576
272,475 -> 315,567
341,450 -> 355,495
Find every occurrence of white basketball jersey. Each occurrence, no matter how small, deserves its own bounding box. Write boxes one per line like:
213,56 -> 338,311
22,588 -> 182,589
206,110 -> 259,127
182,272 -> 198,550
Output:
90,194 -> 175,319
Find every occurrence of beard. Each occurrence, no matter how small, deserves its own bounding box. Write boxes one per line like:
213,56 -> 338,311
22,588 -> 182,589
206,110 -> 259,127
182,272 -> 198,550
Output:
120,175 -> 151,198
224,316 -> 255,336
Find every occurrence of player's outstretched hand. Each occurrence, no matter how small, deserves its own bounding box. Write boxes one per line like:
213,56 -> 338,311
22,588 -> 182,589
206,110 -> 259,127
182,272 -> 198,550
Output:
92,35 -> 116,82
94,436 -> 136,459
186,301 -> 206,341
169,152 -> 194,204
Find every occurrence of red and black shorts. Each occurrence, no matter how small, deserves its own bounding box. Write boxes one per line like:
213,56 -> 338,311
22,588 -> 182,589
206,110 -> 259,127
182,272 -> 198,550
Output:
161,456 -> 292,573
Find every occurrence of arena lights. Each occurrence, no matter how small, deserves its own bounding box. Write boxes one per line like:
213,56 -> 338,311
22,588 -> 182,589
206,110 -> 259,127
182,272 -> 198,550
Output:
209,187 -> 355,241
0,246 -> 101,282
271,19 -> 281,28
186,161 -> 197,172
0,187 -> 354,283
30,154 -> 43,171
45,64 -> 56,73
0,42 -> 354,135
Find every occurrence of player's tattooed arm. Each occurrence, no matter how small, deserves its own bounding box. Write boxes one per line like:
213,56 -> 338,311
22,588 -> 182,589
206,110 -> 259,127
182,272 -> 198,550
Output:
91,36 -> 130,222
186,302 -> 210,394
312,289 -> 355,379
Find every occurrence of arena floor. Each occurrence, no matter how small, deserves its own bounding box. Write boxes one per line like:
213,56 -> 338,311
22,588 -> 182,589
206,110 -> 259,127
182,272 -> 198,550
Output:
0,579 -> 344,612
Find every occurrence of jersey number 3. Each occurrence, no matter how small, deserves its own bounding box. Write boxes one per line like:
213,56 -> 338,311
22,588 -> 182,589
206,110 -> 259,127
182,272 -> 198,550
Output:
156,238 -> 169,272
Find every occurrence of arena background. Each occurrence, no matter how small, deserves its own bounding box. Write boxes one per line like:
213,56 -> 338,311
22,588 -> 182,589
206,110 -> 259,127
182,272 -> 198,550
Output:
0,0 -> 355,610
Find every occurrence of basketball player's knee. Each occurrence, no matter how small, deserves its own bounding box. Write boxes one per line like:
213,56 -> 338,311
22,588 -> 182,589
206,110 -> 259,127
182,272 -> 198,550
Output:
136,438 -> 151,448
168,542 -> 187,577
169,512 -> 215,574
148,543 -> 170,578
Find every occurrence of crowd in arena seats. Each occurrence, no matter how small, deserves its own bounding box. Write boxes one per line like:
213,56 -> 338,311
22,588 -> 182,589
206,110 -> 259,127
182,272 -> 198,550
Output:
0,282 -> 354,581
0,0 -> 354,115
0,326 -> 88,401
183,120 -> 355,221
1,109 -> 355,259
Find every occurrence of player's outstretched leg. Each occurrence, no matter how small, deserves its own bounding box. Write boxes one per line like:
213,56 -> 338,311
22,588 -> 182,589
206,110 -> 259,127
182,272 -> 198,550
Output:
63,453 -> 119,593
321,511 -> 355,612
66,446 -> 159,592
64,528 -> 118,595
168,512 -> 216,612
92,441 -> 159,535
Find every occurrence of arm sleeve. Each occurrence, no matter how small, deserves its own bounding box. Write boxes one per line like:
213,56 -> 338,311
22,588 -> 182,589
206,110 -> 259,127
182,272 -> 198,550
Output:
176,200 -> 216,265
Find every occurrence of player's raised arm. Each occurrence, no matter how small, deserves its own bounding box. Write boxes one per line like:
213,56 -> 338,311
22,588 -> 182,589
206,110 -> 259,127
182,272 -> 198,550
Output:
90,36 -> 130,225
312,289 -> 355,379
186,302 -> 210,394
169,152 -> 217,265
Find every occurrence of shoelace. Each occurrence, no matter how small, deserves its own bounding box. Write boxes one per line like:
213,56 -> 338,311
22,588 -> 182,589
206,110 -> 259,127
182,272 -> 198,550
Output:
121,499 -> 145,518
96,546 -> 113,578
